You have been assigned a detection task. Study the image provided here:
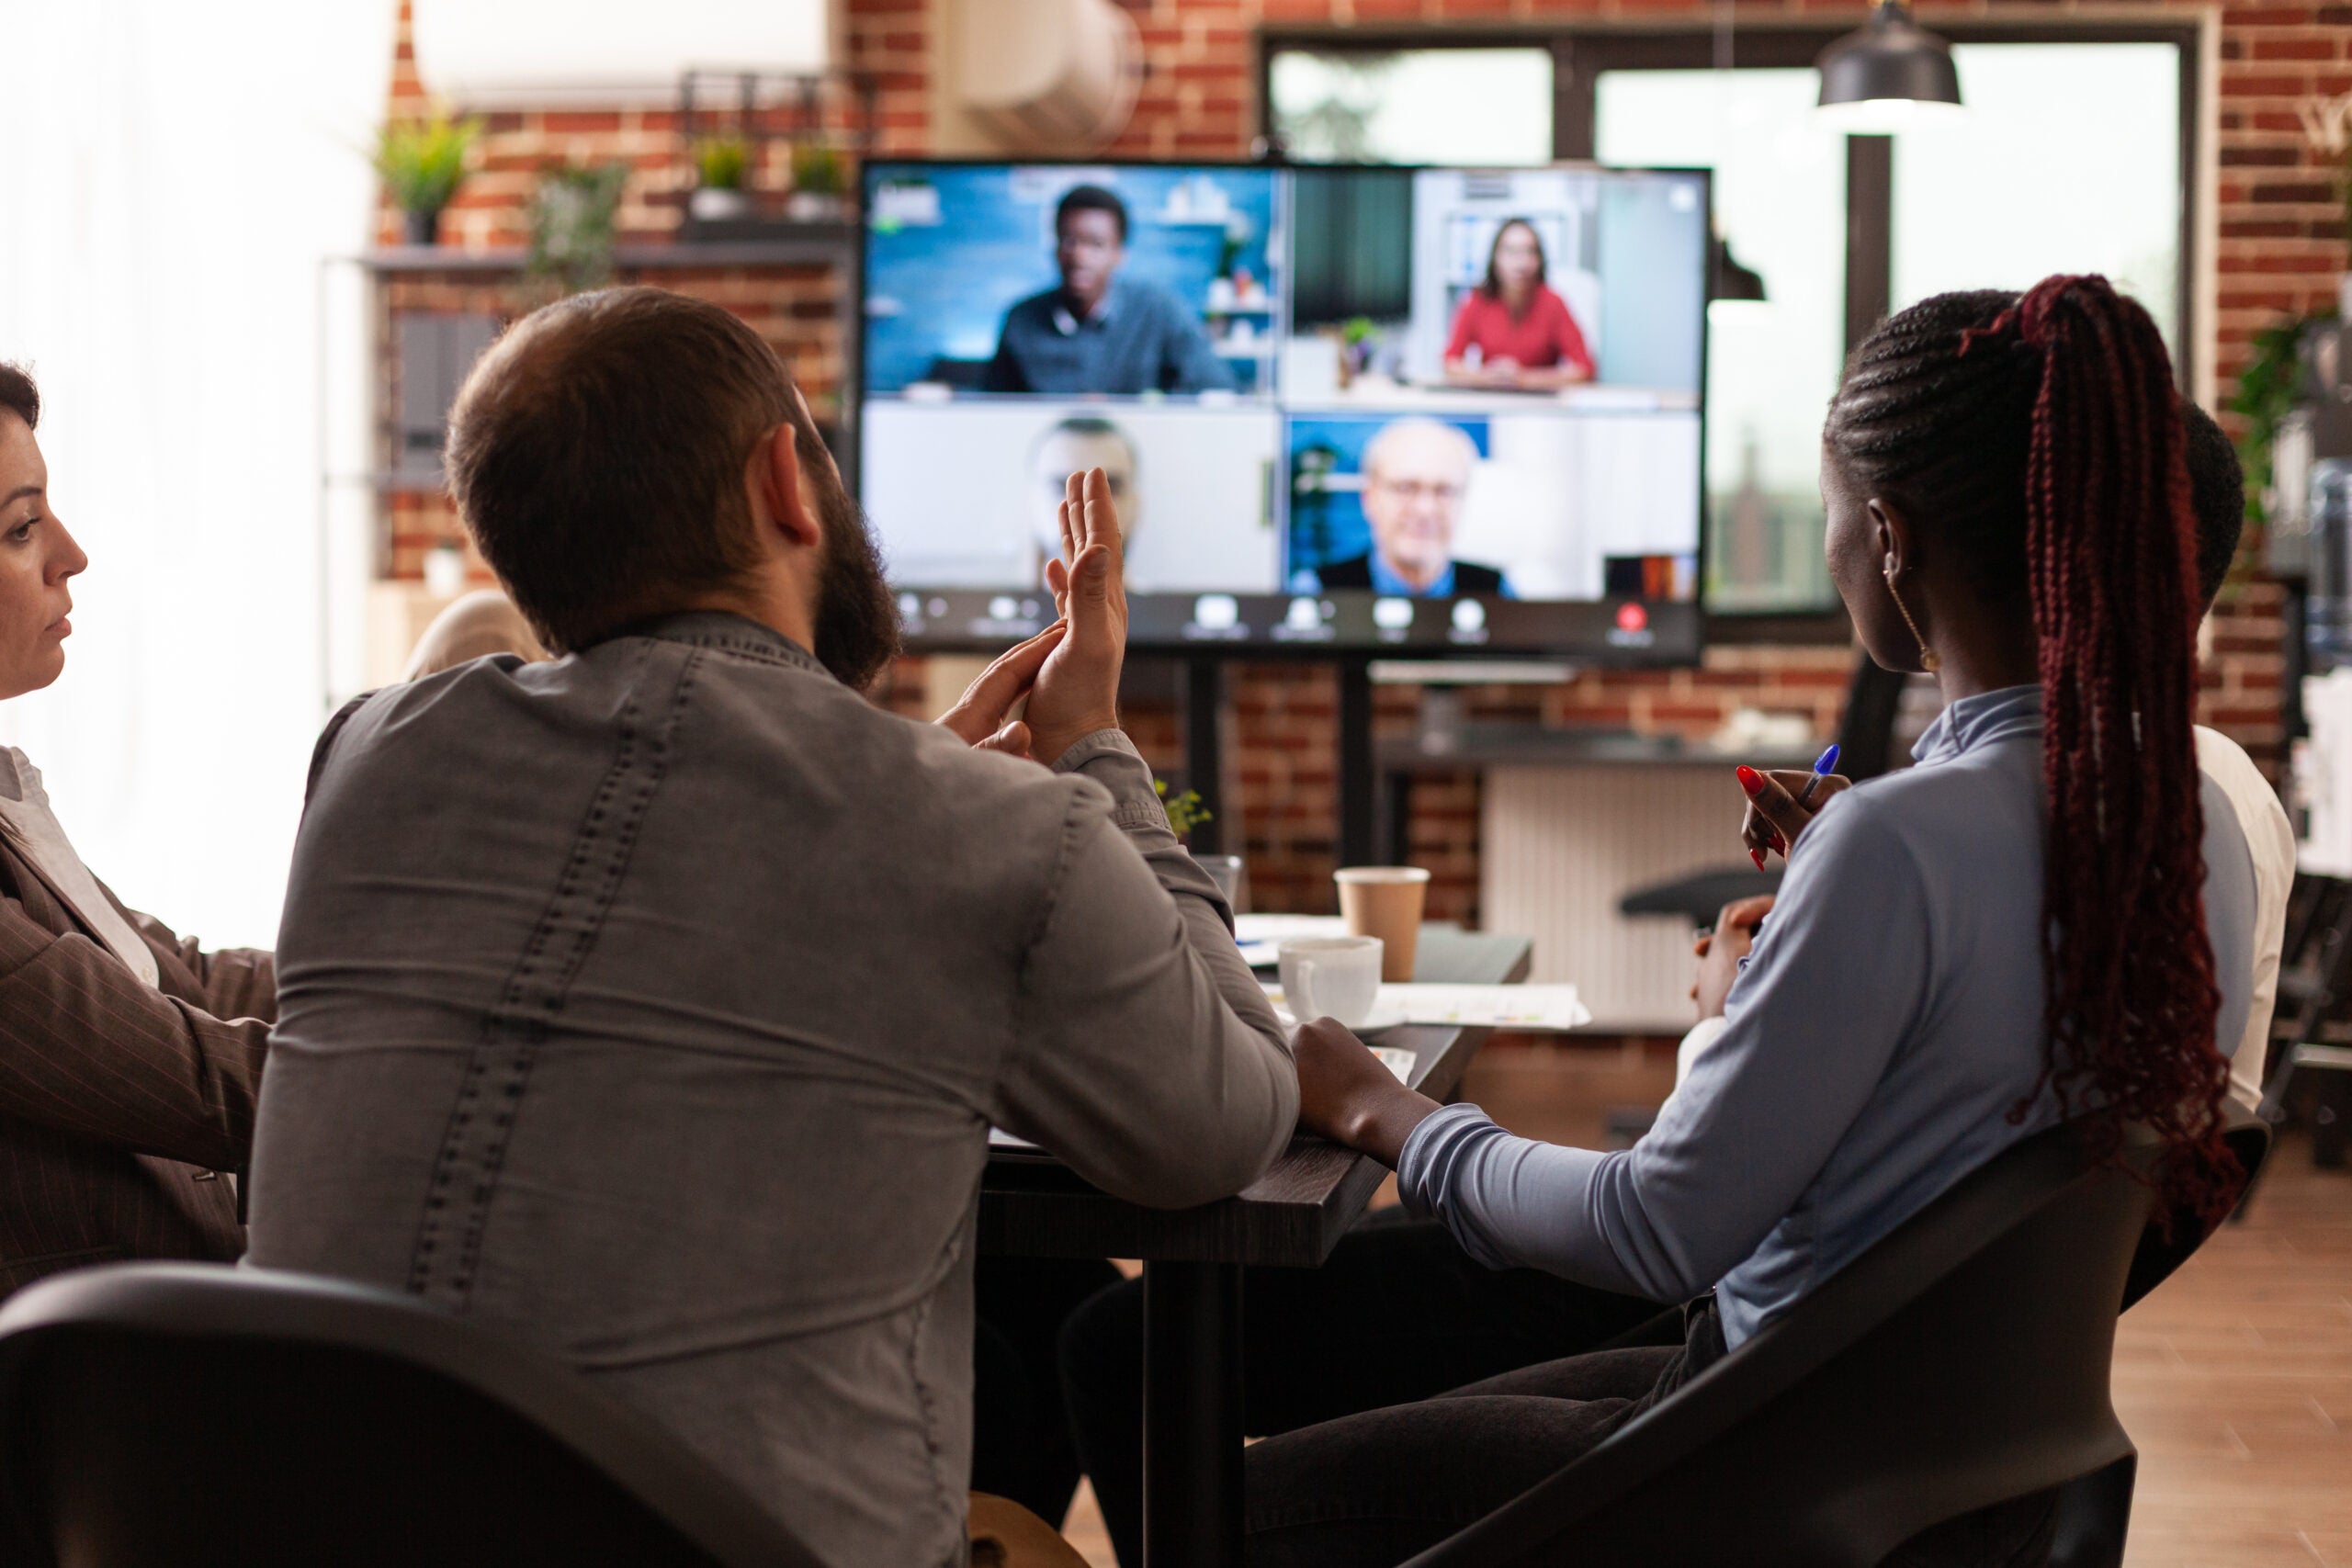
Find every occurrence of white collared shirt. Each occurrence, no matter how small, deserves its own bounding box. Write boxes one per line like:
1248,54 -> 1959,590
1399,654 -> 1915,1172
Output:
0,747 -> 159,987
2194,726 -> 2296,1108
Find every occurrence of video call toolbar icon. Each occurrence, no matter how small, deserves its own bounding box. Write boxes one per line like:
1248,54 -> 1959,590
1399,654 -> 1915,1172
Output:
1193,594 -> 1240,632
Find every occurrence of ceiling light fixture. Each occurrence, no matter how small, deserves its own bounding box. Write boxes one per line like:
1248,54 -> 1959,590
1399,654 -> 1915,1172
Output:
1816,1 -> 1962,133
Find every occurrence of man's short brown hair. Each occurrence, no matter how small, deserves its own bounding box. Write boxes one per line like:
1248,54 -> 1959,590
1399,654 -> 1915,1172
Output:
0,363 -> 38,431
446,287 -> 830,652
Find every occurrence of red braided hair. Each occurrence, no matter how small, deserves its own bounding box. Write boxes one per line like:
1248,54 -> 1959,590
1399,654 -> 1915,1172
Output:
1828,276 -> 2234,1221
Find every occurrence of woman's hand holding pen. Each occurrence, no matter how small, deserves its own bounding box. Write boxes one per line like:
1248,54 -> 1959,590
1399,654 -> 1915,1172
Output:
1736,745 -> 1851,868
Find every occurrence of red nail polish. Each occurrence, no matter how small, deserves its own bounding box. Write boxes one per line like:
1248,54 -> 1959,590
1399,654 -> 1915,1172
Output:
1750,848 -> 1767,871
1736,766 -> 1765,798
1770,830 -> 1786,852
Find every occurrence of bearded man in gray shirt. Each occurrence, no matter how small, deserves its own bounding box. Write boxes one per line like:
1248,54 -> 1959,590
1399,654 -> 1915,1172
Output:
244,287 -> 1296,1568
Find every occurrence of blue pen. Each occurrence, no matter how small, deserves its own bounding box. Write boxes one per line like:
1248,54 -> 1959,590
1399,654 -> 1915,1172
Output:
1795,743 -> 1841,807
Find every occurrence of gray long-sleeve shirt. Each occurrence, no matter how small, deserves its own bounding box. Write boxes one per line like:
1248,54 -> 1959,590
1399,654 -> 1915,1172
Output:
245,613 -> 1295,1568
1400,685 -> 2256,1346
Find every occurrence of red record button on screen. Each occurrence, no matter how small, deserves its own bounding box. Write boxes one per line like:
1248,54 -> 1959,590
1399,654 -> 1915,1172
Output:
1614,602 -> 1648,634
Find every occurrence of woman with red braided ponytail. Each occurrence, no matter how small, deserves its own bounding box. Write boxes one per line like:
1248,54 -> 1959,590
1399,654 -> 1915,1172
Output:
1815,276 -> 2240,1220
1243,276 -> 2257,1568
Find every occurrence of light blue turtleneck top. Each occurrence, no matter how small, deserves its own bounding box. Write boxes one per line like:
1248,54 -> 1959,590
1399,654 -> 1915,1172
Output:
1399,685 -> 2256,1345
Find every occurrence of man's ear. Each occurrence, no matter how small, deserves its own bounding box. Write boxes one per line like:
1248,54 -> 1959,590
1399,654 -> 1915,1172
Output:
1868,497 -> 1916,582
752,423 -> 822,550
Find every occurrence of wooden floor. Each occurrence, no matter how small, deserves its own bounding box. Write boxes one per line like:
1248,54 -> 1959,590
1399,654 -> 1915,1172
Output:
1061,1040 -> 2352,1566
2116,1137 -> 2352,1567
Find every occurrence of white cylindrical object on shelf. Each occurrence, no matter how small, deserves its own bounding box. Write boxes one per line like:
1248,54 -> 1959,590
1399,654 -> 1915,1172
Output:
412,0 -> 832,107
958,0 -> 1139,150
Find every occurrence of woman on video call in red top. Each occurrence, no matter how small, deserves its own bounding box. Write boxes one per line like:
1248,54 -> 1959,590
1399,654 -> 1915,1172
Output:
1442,217 -> 1596,389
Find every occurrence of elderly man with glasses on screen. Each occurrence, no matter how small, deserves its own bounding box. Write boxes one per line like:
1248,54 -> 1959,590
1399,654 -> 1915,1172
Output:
1307,418 -> 1511,598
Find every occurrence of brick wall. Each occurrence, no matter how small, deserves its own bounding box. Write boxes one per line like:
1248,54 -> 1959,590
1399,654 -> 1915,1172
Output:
379,0 -> 2316,920
1072,0 -> 2313,917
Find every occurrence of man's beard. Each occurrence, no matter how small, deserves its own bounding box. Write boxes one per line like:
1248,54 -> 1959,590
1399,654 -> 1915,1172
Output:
809,469 -> 902,691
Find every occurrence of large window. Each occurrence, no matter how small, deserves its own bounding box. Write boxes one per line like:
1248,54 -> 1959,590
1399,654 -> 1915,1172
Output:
1269,48 -> 1554,166
1891,44 -> 2184,353
1597,70 -> 1844,612
1263,25 -> 2199,620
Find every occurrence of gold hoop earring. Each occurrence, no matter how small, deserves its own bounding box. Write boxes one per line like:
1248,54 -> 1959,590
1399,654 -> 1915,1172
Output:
1884,567 -> 1941,672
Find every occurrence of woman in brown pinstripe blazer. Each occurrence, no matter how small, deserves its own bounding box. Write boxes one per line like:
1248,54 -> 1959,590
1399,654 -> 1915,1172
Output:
0,364 -> 274,1296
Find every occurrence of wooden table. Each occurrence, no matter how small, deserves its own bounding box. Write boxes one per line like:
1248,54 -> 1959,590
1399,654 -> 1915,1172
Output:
978,926 -> 1535,1568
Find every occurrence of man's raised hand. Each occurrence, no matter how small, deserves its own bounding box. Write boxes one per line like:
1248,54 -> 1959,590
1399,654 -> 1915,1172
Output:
935,621 -> 1067,763
1025,468 -> 1129,765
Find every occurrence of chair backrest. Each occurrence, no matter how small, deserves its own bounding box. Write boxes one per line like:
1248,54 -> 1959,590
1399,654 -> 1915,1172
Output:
0,1264 -> 828,1568
1402,1124 -> 2157,1568
2120,1096 -> 2270,1312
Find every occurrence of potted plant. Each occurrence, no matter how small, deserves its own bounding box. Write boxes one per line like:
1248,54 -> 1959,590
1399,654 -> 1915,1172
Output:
689,136 -> 752,224
374,109 -> 481,246
526,163 -> 629,298
786,141 -> 848,222
1156,779 -> 1211,842
1339,317 -> 1379,384
1158,780 -> 1244,908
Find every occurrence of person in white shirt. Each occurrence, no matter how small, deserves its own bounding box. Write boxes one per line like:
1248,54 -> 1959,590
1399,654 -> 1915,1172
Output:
2181,405 -> 2296,1107
1685,400 -> 2292,1114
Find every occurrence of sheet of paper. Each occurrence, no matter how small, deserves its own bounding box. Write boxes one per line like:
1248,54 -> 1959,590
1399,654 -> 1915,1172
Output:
1263,987 -> 1408,1032
1235,913 -> 1351,968
1368,1045 -> 1416,1084
1234,913 -> 1350,943
1377,983 -> 1590,1030
1261,981 -> 1588,1032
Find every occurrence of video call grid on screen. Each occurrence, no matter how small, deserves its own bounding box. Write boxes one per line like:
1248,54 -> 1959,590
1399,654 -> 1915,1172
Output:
856,159 -> 1711,659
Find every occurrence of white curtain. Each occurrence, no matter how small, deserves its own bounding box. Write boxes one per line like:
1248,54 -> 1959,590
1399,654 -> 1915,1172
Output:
0,1 -> 393,948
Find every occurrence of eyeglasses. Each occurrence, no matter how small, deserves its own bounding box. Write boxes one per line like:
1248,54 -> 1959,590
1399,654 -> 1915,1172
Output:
1370,478 -> 1464,504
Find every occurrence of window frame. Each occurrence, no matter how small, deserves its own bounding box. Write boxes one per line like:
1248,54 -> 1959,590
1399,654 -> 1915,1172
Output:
1259,22 -> 2201,635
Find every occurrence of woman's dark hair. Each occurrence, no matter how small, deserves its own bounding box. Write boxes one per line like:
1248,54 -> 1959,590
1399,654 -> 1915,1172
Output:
1479,219 -> 1546,301
1824,276 -> 2233,1221
2180,400 -> 2245,611
0,363 -> 36,430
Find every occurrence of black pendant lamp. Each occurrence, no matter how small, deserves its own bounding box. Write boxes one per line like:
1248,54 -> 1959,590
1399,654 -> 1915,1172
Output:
1816,0 -> 1962,132
1710,235 -> 1767,307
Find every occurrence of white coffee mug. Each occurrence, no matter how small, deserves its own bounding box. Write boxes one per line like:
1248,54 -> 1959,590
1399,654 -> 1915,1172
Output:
1278,936 -> 1384,1030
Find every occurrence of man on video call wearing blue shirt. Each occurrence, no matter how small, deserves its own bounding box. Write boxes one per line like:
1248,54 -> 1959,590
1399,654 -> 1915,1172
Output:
983,185 -> 1235,396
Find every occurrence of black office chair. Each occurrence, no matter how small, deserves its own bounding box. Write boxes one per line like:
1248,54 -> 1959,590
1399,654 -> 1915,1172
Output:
2259,870 -> 2352,1168
2118,1096 -> 2270,1303
0,1265 -> 827,1568
1600,1094 -> 2271,1354
1400,1123 -> 2160,1568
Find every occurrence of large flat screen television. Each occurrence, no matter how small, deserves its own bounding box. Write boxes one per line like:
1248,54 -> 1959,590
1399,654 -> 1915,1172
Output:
855,159 -> 1709,660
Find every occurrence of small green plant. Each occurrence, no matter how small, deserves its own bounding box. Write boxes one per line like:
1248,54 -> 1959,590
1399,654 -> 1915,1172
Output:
526,163 -> 629,297
694,137 -> 750,191
2228,310 -> 2335,529
1155,779 -> 1212,843
373,109 -> 481,217
791,141 -> 846,196
1340,316 -> 1378,349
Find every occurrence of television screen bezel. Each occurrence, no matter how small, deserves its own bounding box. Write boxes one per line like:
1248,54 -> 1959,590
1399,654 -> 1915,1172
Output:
850,154 -> 1712,667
